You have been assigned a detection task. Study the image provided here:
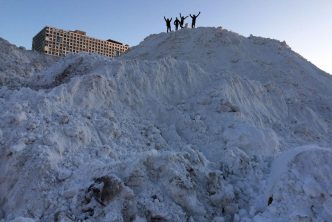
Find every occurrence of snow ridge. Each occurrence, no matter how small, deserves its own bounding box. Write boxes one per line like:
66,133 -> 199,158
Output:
0,37 -> 58,89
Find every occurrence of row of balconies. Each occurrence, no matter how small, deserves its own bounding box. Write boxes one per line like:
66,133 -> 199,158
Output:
45,48 -> 120,57
44,44 -> 121,52
44,46 -> 120,55
46,41 -> 124,51
44,36 -> 126,50
45,28 -> 127,48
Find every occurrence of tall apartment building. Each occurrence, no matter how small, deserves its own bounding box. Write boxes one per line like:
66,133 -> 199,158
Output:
32,26 -> 129,57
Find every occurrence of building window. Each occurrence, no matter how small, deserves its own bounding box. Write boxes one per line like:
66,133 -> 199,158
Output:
56,36 -> 63,43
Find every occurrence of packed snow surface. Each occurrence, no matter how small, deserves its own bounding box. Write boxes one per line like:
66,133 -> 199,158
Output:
0,27 -> 332,222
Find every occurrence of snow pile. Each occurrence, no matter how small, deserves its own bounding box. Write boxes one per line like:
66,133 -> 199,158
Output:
0,27 -> 332,222
0,37 -> 57,88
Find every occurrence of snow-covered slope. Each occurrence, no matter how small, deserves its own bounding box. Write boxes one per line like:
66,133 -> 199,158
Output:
0,27 -> 332,222
0,37 -> 57,88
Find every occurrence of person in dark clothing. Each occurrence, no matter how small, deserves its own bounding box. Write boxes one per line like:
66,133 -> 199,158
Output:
174,17 -> 181,31
164,16 -> 172,33
179,13 -> 188,28
190,12 -> 201,28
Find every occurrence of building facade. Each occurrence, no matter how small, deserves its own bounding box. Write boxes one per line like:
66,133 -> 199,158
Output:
32,26 -> 129,57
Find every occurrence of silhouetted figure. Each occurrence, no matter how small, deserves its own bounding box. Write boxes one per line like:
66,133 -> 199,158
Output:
179,13 -> 188,28
174,17 -> 181,31
164,16 -> 172,33
190,12 -> 201,28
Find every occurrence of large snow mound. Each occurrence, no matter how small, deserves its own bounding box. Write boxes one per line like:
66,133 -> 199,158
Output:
0,37 -> 57,88
0,27 -> 332,222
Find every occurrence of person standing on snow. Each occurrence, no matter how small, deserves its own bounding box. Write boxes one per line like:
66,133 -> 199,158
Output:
174,17 -> 181,31
179,13 -> 188,28
164,16 -> 172,33
190,12 -> 201,28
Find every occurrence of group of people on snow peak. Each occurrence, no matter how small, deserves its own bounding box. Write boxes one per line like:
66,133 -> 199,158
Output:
164,12 -> 201,33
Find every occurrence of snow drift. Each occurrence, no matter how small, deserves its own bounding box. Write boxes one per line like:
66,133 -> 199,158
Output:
0,27 -> 332,222
0,37 -> 57,88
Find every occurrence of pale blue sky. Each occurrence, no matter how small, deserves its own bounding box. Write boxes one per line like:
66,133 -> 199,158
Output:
0,0 -> 331,73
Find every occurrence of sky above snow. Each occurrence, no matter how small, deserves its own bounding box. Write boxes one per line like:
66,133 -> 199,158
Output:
0,0 -> 331,74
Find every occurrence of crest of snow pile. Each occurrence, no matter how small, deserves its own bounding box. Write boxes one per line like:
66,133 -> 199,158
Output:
0,37 -> 58,88
0,27 -> 332,222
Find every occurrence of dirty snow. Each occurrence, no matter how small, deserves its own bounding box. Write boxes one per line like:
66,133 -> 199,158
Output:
0,27 -> 332,222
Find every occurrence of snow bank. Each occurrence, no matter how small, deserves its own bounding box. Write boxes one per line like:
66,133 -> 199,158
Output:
0,38 -> 57,88
255,145 -> 332,221
0,27 -> 332,221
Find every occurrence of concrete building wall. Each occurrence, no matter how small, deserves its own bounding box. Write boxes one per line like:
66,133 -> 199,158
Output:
32,26 -> 129,57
